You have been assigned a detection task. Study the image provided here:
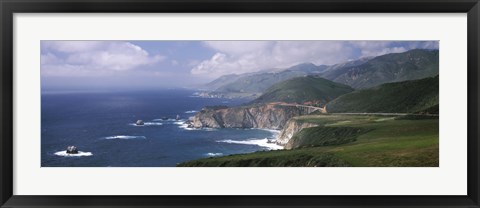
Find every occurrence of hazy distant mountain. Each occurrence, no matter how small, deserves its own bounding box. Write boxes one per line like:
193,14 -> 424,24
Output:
203,63 -> 328,96
320,49 -> 439,89
326,75 -> 439,113
203,74 -> 243,90
251,76 -> 353,105
322,57 -> 373,73
200,49 -> 439,98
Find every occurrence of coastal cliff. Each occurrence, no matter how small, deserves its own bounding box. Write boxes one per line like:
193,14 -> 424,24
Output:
276,118 -> 318,149
192,104 -> 314,130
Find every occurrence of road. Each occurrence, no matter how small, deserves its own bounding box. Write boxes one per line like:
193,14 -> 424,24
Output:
270,102 -> 439,116
332,112 -> 439,116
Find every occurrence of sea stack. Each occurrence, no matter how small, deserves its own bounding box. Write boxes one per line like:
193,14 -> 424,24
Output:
136,120 -> 144,126
66,146 -> 79,154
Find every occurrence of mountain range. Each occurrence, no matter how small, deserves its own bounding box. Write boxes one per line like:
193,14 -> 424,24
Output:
322,49 -> 439,89
201,49 -> 439,98
184,48 -> 440,167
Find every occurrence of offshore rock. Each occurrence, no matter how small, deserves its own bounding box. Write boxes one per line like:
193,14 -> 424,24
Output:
136,120 -> 144,126
66,146 -> 79,154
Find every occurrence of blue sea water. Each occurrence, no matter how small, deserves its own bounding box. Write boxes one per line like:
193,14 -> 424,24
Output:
41,89 -> 280,167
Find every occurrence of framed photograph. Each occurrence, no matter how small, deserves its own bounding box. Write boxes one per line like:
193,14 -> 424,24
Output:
1,0 -> 479,207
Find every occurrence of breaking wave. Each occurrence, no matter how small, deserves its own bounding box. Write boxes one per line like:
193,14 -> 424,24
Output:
129,122 -> 163,126
54,151 -> 93,157
152,118 -> 177,122
218,138 -> 283,150
103,135 -> 146,140
205,152 -> 223,157
175,121 -> 217,131
174,121 -> 196,131
185,110 -> 198,114
250,128 -> 281,137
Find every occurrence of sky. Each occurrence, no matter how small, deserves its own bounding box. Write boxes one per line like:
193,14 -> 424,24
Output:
41,40 -> 438,91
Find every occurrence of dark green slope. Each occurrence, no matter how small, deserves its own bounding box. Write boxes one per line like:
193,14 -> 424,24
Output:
326,75 -> 439,113
321,49 -> 439,89
252,76 -> 354,105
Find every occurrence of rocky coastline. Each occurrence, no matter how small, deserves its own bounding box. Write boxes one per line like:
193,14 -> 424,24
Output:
187,103 -> 318,147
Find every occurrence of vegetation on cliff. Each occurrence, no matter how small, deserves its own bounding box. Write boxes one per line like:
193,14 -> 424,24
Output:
287,126 -> 372,149
251,76 -> 354,105
326,76 -> 439,113
178,114 -> 439,167
320,49 -> 439,89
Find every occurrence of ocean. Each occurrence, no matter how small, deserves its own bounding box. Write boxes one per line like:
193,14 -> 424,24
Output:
41,89 -> 282,167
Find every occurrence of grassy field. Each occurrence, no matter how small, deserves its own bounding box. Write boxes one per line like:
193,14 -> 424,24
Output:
178,114 -> 439,167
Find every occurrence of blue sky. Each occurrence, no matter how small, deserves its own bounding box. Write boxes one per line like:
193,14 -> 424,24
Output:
41,40 -> 438,91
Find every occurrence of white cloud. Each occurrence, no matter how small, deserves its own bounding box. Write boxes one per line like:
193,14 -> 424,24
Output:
351,41 -> 438,57
192,41 -> 356,77
186,59 -> 201,67
192,41 -> 439,78
40,53 -> 62,65
191,53 -> 234,75
41,41 -> 165,76
171,60 -> 179,66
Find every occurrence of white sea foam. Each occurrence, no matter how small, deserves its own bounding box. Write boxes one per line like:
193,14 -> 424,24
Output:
103,135 -> 146,140
177,123 -> 195,130
185,110 -> 198,114
218,138 -> 283,150
175,121 -> 217,131
129,122 -> 163,126
251,128 -> 281,135
152,118 -> 177,122
205,152 -> 224,157
145,122 -> 163,126
54,151 -> 93,157
177,125 -> 217,131
203,128 -> 218,131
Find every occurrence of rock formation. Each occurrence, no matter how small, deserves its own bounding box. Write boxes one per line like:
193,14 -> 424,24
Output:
276,118 -> 318,149
191,104 -> 313,130
66,146 -> 79,154
136,120 -> 144,126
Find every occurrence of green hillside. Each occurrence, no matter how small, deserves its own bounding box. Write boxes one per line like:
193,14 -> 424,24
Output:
178,114 -> 438,167
326,76 -> 439,113
252,76 -> 354,105
321,49 -> 439,89
287,126 -> 372,149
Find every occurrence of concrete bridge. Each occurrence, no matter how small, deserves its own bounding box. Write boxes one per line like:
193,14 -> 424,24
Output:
270,102 -> 326,114
268,102 -> 439,116
293,104 -> 326,114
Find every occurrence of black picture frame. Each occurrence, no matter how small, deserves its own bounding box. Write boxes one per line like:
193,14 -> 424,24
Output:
1,0 -> 479,207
